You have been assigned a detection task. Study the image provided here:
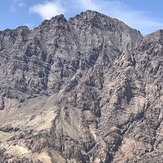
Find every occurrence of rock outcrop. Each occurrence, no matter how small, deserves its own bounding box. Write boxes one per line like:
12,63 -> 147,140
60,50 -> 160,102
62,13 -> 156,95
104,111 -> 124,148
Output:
0,10 -> 162,163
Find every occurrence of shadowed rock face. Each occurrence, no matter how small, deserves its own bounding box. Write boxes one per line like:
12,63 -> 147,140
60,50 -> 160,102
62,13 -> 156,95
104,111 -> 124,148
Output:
0,10 -> 162,163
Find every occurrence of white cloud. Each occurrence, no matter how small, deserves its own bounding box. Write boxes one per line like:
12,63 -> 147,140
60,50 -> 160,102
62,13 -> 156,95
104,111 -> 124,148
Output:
29,1 -> 65,20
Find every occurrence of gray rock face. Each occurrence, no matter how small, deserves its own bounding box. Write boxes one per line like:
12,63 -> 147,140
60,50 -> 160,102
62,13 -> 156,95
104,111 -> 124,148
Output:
0,10 -> 162,163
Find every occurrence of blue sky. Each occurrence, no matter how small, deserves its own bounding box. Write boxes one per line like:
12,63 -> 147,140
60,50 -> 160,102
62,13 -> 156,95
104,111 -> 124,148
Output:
0,0 -> 163,35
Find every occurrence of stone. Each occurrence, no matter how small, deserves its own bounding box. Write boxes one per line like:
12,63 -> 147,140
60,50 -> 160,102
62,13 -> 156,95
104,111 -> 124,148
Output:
0,10 -> 162,163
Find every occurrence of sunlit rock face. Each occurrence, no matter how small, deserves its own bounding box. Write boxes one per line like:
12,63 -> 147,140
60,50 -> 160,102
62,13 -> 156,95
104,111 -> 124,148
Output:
0,10 -> 162,163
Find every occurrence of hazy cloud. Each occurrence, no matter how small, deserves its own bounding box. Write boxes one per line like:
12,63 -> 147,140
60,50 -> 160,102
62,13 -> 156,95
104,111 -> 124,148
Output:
29,1 -> 65,20
25,23 -> 34,30
11,0 -> 25,11
77,0 -> 100,11
18,2 -> 25,7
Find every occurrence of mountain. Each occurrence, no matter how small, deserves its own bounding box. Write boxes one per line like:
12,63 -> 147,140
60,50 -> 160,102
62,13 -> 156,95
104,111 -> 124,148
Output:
0,10 -> 162,163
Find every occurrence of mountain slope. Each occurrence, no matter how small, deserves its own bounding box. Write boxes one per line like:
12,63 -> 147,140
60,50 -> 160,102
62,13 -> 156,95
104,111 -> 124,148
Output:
0,10 -> 162,163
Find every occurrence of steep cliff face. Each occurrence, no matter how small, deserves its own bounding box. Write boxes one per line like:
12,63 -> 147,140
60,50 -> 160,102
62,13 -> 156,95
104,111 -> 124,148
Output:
0,10 -> 162,163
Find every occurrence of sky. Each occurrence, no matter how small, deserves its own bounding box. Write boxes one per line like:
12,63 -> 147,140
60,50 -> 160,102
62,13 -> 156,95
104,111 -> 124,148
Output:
0,0 -> 163,35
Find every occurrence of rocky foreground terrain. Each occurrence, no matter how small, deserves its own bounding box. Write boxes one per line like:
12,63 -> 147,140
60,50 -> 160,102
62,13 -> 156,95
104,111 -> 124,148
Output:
0,10 -> 162,163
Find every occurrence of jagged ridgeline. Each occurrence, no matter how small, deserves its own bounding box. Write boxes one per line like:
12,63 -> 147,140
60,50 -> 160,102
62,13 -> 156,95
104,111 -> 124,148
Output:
0,10 -> 162,163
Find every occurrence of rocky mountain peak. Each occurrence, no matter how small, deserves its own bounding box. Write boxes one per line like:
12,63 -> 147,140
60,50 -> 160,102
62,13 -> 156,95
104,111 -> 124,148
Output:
144,29 -> 163,44
40,14 -> 67,27
0,10 -> 162,163
74,10 -> 111,21
70,10 -> 132,32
